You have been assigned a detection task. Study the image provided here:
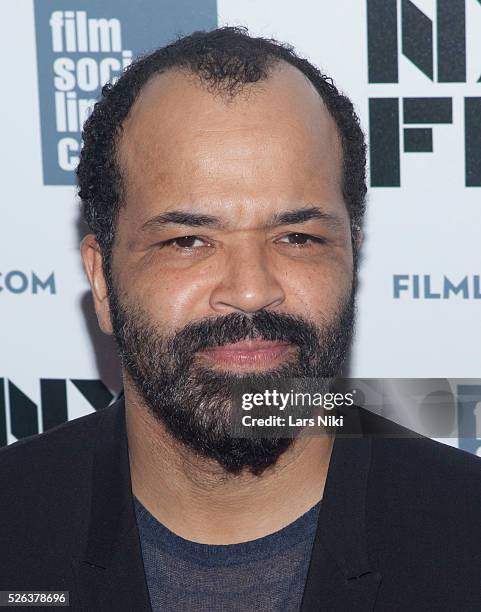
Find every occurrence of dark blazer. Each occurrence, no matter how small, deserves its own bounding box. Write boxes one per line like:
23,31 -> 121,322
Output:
1,397 -> 481,611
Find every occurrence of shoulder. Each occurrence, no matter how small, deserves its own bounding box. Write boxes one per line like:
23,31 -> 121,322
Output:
367,430 -> 481,551
357,406 -> 481,492
0,402 -> 120,497
0,408 -> 104,458
355,406 -> 481,538
0,402 -> 121,563
370,427 -> 481,491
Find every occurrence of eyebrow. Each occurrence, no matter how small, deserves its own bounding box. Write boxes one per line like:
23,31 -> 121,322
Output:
271,207 -> 342,227
139,206 -> 344,232
141,210 -> 220,230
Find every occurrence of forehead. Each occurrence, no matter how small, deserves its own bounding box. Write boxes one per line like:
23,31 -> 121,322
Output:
117,62 -> 343,222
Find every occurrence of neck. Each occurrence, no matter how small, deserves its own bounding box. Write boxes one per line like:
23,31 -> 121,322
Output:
125,382 -> 333,545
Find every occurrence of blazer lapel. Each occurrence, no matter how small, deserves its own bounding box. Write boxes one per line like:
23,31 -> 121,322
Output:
301,429 -> 382,612
71,398 -> 152,611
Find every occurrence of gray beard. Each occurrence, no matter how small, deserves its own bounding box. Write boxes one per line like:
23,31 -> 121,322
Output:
109,286 -> 356,475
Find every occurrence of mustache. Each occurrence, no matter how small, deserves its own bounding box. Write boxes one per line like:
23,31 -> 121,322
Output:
168,310 -> 321,357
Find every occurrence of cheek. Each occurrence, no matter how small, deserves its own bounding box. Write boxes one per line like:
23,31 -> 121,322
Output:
280,255 -> 353,318
125,263 -> 219,329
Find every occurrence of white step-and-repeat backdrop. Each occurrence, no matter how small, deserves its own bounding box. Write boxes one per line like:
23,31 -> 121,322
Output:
1,1 -> 480,451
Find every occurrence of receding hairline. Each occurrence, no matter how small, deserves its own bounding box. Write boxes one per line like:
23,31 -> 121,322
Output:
124,58 -> 333,122
116,59 -> 343,193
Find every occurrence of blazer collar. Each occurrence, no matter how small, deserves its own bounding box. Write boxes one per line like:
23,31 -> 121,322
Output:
72,396 -> 152,611
301,420 -> 382,611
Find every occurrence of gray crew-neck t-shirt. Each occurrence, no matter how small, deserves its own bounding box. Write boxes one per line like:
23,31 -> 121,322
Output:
134,496 -> 320,612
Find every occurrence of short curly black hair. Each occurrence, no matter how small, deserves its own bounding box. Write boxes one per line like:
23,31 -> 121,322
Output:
77,26 -> 366,288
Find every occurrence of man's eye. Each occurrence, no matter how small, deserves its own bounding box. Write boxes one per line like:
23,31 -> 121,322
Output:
163,236 -> 207,249
277,233 -> 324,247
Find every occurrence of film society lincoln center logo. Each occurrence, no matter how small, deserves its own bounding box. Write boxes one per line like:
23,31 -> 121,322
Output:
34,0 -> 217,185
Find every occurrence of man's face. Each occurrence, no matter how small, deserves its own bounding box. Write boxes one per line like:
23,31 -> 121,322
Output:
86,63 -> 357,474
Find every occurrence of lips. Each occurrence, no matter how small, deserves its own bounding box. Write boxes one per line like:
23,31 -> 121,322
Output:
197,339 -> 295,369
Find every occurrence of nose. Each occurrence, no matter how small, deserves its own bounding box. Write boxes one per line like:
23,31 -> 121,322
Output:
209,238 -> 286,314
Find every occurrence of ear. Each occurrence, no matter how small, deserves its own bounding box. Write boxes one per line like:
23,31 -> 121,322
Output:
352,224 -> 364,253
80,234 -> 114,334
355,227 -> 364,251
